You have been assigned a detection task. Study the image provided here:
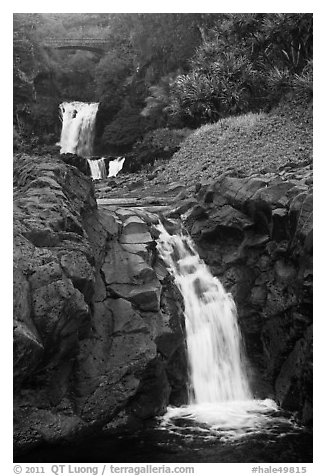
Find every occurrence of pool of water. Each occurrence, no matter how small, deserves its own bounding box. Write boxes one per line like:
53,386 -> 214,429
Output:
15,400 -> 312,463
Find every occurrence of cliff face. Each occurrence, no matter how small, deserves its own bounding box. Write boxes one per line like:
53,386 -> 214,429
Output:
13,154 -> 187,455
13,149 -> 313,456
169,162 -> 312,423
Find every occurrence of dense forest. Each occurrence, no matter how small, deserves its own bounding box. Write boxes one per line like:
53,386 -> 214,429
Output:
13,13 -> 312,165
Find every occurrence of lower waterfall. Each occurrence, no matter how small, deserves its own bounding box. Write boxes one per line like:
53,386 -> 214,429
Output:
156,223 -> 296,441
156,222 -> 251,404
87,158 -> 107,180
58,101 -> 98,157
108,157 -> 125,177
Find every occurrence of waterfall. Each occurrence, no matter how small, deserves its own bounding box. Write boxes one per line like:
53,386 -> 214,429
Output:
108,157 -> 125,177
87,158 -> 107,180
58,102 -> 125,181
156,224 -> 288,440
156,223 -> 251,404
58,101 -> 99,157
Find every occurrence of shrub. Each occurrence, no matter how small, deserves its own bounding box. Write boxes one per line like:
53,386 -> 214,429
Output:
192,112 -> 266,138
101,107 -> 150,153
265,67 -> 292,102
292,60 -> 313,100
140,73 -> 185,128
131,127 -> 192,168
13,127 -> 22,150
168,48 -> 264,126
164,14 -> 312,127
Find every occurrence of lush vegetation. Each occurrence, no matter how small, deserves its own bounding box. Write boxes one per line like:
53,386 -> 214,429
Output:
156,95 -> 313,186
13,13 -> 313,161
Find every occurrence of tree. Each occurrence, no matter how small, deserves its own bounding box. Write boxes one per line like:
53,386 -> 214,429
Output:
164,13 -> 313,125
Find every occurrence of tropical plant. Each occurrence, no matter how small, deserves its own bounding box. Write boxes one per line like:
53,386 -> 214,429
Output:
101,106 -> 150,152
292,59 -> 313,100
129,127 -> 192,169
168,49 -> 263,125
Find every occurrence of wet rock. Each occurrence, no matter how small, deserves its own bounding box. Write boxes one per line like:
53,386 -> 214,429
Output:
120,231 -> 153,244
13,320 -> 44,386
275,326 -> 312,411
127,178 -> 144,190
123,216 -> 148,235
28,261 -> 62,289
98,209 -> 120,236
168,198 -> 198,218
242,231 -> 270,249
14,155 -> 187,454
60,153 -> 91,176
60,251 -> 95,301
272,208 -> 289,241
274,260 -> 297,283
102,242 -> 156,286
208,205 -> 254,231
166,182 -> 185,194
184,165 -> 313,419
120,243 -> 149,259
108,282 -> 161,312
32,278 -> 91,347
295,193 -> 313,240
252,181 -> 295,207
127,359 -> 171,419
250,285 -> 268,308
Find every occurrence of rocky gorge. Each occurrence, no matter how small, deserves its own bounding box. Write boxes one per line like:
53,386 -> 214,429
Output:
13,154 -> 187,456
13,144 -> 313,458
95,152 -> 313,424
174,161 -> 313,422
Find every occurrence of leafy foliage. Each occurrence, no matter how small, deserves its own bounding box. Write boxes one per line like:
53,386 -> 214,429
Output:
101,107 -> 150,152
164,13 -> 313,125
13,13 -> 313,153
158,96 -> 312,186
131,127 -> 192,166
292,60 -> 313,100
168,51 -> 263,125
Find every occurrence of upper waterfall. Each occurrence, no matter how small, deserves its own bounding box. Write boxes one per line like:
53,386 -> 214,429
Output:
156,223 -> 251,404
58,101 -> 99,157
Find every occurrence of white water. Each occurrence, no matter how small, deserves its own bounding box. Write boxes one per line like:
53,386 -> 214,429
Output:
156,224 -> 291,440
87,158 -> 107,180
156,223 -> 251,404
58,101 -> 99,157
108,157 -> 125,177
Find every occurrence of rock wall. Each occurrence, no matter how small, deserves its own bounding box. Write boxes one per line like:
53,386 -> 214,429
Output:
13,154 -> 187,455
171,161 -> 313,424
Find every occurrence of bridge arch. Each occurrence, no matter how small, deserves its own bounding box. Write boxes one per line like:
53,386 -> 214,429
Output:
42,38 -> 110,55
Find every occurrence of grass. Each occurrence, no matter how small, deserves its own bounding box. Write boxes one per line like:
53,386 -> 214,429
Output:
192,112 -> 266,138
156,96 -> 312,186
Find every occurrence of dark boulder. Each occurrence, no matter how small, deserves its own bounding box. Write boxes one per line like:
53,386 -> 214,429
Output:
13,155 -> 187,454
60,153 -> 91,176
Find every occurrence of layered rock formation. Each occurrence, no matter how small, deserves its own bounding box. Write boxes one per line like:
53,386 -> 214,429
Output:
169,161 -> 313,424
13,147 -> 313,459
13,154 -> 187,455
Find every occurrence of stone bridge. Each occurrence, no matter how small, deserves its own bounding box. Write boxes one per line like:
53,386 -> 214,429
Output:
42,38 -> 111,54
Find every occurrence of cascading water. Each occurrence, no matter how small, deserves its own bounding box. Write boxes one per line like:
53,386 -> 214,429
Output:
58,102 -> 125,181
16,224 -> 311,463
86,156 -> 126,180
59,101 -> 99,157
87,158 -> 107,180
156,223 -> 299,441
156,223 -> 251,404
108,157 -> 125,177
